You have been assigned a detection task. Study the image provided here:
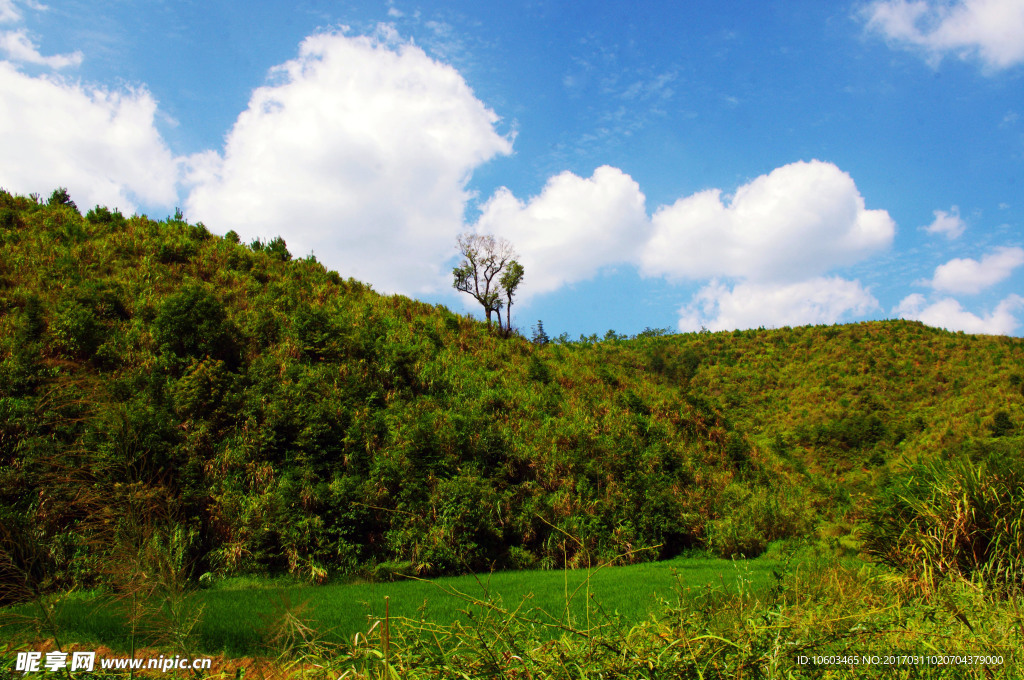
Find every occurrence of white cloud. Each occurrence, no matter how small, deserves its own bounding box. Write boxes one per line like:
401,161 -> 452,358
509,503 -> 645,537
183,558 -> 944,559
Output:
185,28 -> 511,295
470,159 -> 897,332
0,15 -> 908,335
1,0 -> 51,22
471,166 -> 649,296
864,0 -> 1024,70
895,292 -> 1024,334
1,28 -> 81,68
927,246 -> 1024,293
640,160 -> 895,283
0,0 -> 20,24
0,61 -> 178,212
922,205 -> 965,239
677,277 -> 879,332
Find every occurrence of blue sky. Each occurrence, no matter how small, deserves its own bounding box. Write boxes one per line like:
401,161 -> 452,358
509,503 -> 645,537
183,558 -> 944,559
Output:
2,0 -> 1023,337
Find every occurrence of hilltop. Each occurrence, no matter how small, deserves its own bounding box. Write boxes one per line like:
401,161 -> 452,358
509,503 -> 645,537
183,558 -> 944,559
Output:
1,188 -> 1022,589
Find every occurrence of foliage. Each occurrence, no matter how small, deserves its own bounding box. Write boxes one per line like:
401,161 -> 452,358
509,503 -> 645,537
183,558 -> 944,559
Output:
3,190 -> 1024,676
990,409 -> 1015,437
0,188 -> 1022,600
85,205 -> 125,226
46,187 -> 77,213
152,284 -> 239,367
863,441 -> 1024,596
531,319 -> 549,345
49,299 -> 102,359
265,236 -> 292,261
498,258 -> 524,333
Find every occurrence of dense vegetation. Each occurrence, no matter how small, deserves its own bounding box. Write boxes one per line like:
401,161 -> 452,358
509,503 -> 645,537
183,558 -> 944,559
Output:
2,188 -> 1024,676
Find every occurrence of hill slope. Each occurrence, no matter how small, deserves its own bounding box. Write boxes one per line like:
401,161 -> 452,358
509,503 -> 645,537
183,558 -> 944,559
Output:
1,188 -> 1022,589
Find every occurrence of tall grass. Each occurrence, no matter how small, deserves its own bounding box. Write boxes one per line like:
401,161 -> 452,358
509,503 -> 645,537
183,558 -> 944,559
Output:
863,440 -> 1024,596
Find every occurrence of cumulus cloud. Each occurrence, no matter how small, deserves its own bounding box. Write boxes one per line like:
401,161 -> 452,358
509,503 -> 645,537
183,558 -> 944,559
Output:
0,13 -> 904,334
864,0 -> 1024,70
0,0 -> 20,24
0,62 -> 178,212
927,246 -> 1024,293
677,277 -> 879,332
468,160 -> 896,331
640,160 -> 895,283
922,205 -> 965,239
471,166 -> 649,296
895,293 -> 1023,334
185,28 -> 511,295
1,28 -> 81,68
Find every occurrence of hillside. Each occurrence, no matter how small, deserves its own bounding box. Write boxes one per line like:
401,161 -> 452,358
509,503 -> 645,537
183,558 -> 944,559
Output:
1,187 -> 1022,591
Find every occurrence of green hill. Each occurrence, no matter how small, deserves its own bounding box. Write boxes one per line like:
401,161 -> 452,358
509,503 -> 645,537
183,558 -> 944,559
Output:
1,187 -> 1022,593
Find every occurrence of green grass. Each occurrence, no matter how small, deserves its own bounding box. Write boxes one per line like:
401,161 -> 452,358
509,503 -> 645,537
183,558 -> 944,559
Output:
8,556 -> 780,657
7,553 -> 1023,679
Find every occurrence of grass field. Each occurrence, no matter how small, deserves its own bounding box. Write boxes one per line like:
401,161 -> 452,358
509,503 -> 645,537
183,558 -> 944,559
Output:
7,552 -> 1023,679
8,555 -> 781,657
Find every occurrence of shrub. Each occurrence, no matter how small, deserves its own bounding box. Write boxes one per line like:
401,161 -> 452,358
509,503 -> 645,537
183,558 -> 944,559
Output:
0,208 -> 18,230
77,280 -> 129,321
86,205 -> 112,223
725,432 -> 750,469
50,299 -> 101,359
152,285 -> 239,367
417,475 -> 503,573
266,236 -> 292,261
156,240 -> 197,264
863,444 -> 1024,595
990,410 -> 1014,437
187,222 -> 211,241
814,411 -> 888,451
85,205 -> 126,226
47,187 -> 78,213
527,353 -> 551,383
249,236 -> 292,261
292,306 -> 337,361
87,400 -> 181,482
0,342 -> 44,396
648,345 -> 700,384
171,358 -> 239,423
22,294 -> 46,340
226,248 -> 253,272
708,483 -> 814,558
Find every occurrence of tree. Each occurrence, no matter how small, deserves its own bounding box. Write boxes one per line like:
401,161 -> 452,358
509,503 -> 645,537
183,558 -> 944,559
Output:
47,187 -> 78,213
531,320 -> 550,345
499,259 -> 524,333
152,284 -> 239,367
452,234 -> 524,333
